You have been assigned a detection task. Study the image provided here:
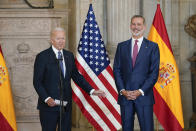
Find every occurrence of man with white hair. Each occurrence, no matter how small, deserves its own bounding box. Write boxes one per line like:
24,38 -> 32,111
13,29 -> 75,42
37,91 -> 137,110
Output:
33,27 -> 105,131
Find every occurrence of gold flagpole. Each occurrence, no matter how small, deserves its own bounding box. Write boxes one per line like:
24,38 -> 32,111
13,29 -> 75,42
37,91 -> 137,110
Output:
90,0 -> 92,4
156,116 -> 159,131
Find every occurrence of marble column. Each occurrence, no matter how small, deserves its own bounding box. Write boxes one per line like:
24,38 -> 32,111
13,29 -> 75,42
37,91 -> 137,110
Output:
179,0 -> 196,128
106,0 -> 140,62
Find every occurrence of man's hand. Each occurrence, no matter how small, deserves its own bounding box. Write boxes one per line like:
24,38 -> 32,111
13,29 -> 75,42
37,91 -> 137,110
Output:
92,90 -> 106,98
132,90 -> 142,99
121,90 -> 141,100
121,90 -> 135,100
46,98 -> 56,107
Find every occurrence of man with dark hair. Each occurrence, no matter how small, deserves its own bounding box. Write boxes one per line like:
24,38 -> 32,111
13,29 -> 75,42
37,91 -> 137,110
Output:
113,15 -> 160,131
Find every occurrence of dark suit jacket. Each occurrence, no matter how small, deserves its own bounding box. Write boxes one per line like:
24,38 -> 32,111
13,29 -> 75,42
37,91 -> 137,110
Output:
113,38 -> 160,106
33,47 -> 92,111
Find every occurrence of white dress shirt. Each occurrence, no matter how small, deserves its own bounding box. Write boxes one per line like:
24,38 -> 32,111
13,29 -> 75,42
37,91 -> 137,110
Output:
45,46 -> 94,103
120,37 -> 144,96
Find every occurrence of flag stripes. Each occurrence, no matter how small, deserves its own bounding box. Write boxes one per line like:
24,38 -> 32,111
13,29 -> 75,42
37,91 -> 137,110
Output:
75,54 -> 120,110
153,88 -> 182,131
72,4 -> 121,130
0,112 -> 14,131
75,56 -> 121,123
72,87 -> 108,131
0,45 -> 17,131
148,4 -> 184,131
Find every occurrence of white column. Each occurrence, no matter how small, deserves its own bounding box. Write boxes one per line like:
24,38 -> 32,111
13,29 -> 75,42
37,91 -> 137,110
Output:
106,0 -> 140,61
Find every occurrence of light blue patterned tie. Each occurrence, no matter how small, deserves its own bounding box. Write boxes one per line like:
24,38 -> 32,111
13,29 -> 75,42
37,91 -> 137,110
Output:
58,51 -> 64,76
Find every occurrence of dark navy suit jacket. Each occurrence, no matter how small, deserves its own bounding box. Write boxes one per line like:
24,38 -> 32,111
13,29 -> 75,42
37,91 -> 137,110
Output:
113,38 -> 160,106
33,47 -> 92,111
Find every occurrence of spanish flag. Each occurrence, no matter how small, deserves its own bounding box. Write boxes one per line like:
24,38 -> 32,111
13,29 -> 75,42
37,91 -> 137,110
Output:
0,45 -> 17,131
148,4 -> 184,131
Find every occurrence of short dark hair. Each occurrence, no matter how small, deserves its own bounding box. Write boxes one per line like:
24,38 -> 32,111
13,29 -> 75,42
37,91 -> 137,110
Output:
131,15 -> 146,24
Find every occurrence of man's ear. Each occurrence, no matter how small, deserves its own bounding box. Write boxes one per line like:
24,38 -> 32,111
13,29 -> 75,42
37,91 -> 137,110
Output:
50,39 -> 54,44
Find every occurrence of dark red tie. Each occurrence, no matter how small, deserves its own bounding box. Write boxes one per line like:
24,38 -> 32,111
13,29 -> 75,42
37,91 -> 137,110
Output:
132,40 -> 138,67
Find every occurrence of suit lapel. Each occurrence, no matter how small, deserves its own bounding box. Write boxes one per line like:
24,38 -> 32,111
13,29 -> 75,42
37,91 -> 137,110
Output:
126,39 -> 133,71
63,50 -> 69,79
48,47 -> 58,64
134,38 -> 148,67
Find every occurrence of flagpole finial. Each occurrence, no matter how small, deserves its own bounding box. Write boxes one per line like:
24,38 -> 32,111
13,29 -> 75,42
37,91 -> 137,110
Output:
157,0 -> 160,3
90,0 -> 92,4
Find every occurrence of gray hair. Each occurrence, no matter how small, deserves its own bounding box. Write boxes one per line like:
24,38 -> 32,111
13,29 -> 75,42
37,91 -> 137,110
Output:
50,27 -> 65,38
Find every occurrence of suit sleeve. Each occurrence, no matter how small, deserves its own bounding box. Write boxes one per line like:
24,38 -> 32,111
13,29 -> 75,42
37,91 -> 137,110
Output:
33,54 -> 49,101
113,44 -> 125,93
70,54 -> 93,94
141,44 -> 160,94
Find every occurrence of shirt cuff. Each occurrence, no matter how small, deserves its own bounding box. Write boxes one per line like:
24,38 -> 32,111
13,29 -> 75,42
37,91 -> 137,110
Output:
139,89 -> 144,96
44,97 -> 51,103
90,89 -> 95,95
120,89 -> 125,95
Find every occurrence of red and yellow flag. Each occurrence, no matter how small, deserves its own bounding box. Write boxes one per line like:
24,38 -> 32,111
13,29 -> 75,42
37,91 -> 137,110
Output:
148,4 -> 184,131
0,45 -> 17,131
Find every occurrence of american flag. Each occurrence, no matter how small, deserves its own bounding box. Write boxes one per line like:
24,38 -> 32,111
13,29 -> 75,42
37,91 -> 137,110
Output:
71,4 -> 121,131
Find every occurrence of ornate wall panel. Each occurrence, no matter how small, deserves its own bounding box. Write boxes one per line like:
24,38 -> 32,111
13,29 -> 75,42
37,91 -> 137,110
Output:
0,9 -> 68,125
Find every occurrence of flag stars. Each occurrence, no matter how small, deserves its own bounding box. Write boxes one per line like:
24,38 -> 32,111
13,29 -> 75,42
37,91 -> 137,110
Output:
77,6 -> 111,75
101,50 -> 104,54
95,31 -> 99,35
95,56 -> 99,59
84,48 -> 88,52
95,37 -> 99,41
84,29 -> 88,33
89,11 -> 93,14
95,68 -> 99,72
89,49 -> 93,52
95,62 -> 99,66
90,61 -> 93,65
90,17 -> 93,21
79,47 -> 82,51
84,23 -> 88,27
84,35 -> 88,39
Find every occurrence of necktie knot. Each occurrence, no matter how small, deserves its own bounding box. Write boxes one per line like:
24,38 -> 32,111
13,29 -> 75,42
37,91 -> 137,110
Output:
58,51 -> 63,60
135,40 -> 138,45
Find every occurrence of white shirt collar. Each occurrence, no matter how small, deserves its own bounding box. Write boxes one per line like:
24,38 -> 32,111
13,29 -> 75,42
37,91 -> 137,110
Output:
132,36 -> 144,44
52,45 -> 63,58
